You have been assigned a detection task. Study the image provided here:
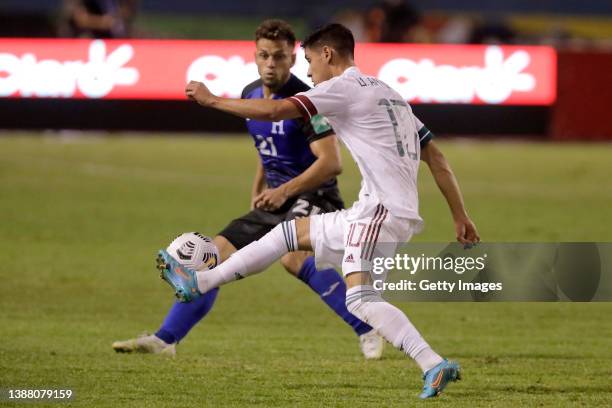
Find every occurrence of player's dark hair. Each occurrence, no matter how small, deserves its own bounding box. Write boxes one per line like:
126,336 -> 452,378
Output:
302,23 -> 355,59
255,19 -> 296,47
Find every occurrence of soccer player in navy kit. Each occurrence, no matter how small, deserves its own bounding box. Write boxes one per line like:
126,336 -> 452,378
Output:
113,19 -> 384,358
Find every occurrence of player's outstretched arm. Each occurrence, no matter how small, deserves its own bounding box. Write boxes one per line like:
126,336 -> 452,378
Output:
421,141 -> 480,245
254,135 -> 342,211
185,81 -> 301,121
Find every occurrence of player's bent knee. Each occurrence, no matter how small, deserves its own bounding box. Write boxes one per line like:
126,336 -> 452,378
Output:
280,252 -> 308,276
295,217 -> 312,251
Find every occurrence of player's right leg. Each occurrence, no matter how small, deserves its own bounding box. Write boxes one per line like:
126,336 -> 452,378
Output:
332,207 -> 460,398
150,236 -> 235,346
115,207 -> 286,354
112,236 -> 234,355
344,272 -> 460,398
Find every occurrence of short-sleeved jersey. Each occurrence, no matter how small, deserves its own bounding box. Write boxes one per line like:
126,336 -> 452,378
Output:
288,67 -> 433,222
242,75 -> 338,192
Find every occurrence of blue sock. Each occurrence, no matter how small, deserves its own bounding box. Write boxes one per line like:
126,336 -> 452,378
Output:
155,287 -> 220,344
297,256 -> 373,336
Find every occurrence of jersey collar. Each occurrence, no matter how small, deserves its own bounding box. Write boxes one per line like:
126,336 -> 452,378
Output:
273,74 -> 300,98
343,66 -> 360,76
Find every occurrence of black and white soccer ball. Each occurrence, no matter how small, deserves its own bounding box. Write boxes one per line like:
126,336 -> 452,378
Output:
166,232 -> 219,271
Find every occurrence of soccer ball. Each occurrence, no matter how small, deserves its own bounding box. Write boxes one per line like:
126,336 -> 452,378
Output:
166,232 -> 219,271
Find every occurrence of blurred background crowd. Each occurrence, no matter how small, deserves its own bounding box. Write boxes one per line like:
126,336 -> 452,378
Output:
1,0 -> 611,48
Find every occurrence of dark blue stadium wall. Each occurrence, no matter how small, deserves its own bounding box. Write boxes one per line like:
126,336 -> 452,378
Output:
3,0 -> 612,15
0,99 -> 549,136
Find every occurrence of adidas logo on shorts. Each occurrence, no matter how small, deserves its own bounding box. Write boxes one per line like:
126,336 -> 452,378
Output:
344,254 -> 355,263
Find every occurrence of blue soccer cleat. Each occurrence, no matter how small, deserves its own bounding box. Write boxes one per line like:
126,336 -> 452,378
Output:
156,249 -> 201,302
419,359 -> 461,399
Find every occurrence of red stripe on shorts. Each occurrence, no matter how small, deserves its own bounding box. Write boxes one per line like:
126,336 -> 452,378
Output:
365,207 -> 388,261
361,204 -> 384,260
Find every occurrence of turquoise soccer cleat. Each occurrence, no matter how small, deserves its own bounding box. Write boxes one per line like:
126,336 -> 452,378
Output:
419,359 -> 461,399
156,249 -> 201,302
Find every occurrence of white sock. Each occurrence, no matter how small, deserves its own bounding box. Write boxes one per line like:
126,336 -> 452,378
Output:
345,285 -> 444,373
196,220 -> 297,293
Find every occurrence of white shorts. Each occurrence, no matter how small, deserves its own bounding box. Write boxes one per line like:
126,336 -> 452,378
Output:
309,198 -> 419,276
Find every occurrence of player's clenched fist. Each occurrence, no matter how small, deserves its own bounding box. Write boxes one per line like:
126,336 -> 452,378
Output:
253,187 -> 290,211
185,80 -> 215,106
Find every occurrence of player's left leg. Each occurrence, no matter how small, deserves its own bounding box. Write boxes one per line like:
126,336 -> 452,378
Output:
158,213 -> 348,299
172,218 -> 312,296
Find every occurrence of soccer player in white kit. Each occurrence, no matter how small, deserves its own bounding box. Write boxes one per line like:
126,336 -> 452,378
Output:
164,23 -> 480,399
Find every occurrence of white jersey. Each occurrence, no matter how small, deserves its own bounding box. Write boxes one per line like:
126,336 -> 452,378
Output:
289,66 -> 428,224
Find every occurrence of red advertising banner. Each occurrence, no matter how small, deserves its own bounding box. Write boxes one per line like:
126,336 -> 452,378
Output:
0,39 -> 556,105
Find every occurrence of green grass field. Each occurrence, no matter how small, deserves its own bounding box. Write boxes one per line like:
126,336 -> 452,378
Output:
1,134 -> 611,407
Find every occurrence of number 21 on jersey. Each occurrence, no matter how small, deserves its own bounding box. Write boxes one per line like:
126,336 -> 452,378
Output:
255,134 -> 277,156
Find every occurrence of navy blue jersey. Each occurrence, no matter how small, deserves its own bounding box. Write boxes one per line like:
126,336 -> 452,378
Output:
242,75 -> 337,191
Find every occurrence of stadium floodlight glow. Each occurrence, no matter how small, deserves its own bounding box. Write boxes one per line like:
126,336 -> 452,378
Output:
0,39 -> 556,105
